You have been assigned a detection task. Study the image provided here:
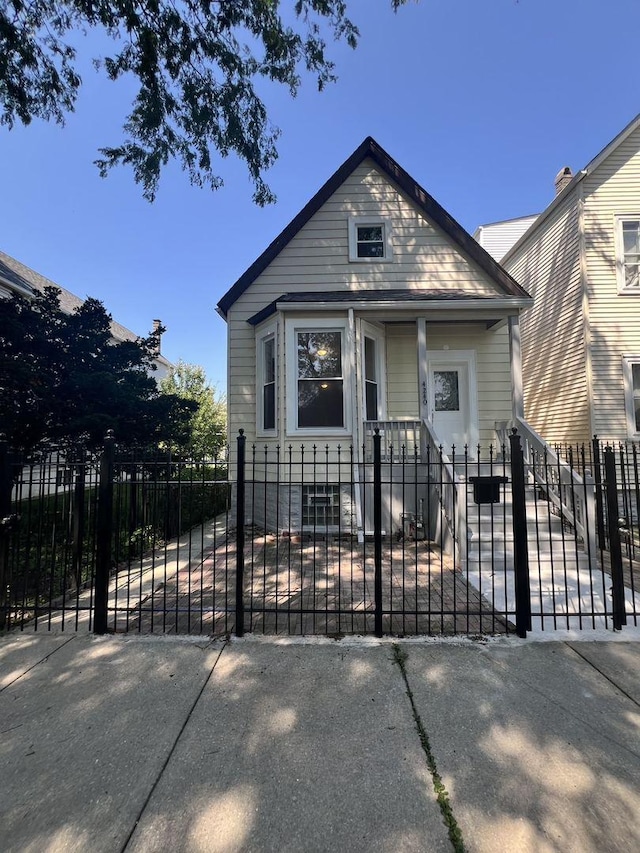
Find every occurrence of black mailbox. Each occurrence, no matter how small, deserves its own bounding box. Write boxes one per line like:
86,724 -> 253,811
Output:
469,475 -> 508,505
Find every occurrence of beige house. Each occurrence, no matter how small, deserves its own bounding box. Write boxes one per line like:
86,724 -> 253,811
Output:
217,138 -> 532,531
500,114 -> 640,446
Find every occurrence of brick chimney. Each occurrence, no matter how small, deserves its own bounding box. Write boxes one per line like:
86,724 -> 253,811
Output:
554,166 -> 573,196
152,319 -> 163,356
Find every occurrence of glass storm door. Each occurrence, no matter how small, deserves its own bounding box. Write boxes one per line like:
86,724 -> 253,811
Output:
427,359 -> 473,455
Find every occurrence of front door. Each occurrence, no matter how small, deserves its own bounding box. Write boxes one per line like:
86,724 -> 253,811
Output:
427,354 -> 478,455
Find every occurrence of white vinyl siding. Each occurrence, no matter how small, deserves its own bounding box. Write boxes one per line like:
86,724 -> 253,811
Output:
227,159 -> 515,451
383,323 -> 511,445
504,193 -> 587,445
424,325 -> 512,445
474,215 -> 539,262
231,161 -> 507,319
582,124 -> 640,441
386,325 -> 419,418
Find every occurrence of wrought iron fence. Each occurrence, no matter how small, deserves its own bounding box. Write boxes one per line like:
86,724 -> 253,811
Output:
1,431 -> 639,638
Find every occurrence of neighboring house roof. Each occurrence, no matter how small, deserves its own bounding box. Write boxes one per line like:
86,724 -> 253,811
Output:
473,214 -> 539,262
217,136 -> 530,318
248,288 -> 531,326
501,112 -> 640,266
0,249 -> 173,371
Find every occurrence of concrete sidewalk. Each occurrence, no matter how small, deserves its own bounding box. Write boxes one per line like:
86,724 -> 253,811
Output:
1,634 -> 639,853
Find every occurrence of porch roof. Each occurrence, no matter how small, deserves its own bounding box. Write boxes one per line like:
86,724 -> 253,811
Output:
247,288 -> 532,326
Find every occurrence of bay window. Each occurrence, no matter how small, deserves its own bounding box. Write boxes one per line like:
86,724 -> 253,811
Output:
287,319 -> 351,433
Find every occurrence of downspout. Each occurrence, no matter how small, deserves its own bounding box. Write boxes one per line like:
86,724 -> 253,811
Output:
508,315 -> 524,424
578,183 -> 595,441
350,309 -> 365,540
417,317 -> 428,457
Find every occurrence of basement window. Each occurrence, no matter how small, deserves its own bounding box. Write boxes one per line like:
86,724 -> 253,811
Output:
302,484 -> 341,529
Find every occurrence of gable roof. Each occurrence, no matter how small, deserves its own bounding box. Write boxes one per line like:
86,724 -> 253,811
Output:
501,112 -> 640,265
216,137 -> 530,318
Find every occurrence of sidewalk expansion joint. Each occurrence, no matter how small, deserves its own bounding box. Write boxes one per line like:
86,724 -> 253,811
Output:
0,635 -> 77,692
392,644 -> 466,853
566,642 -> 640,709
119,637 -> 229,853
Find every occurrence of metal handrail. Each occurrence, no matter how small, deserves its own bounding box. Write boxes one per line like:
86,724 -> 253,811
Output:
515,416 -> 596,558
421,417 -> 466,563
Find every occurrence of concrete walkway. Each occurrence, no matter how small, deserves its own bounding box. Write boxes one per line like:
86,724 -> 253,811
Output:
1,634 -> 639,853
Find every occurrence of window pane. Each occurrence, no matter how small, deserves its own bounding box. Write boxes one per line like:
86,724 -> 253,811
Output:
625,263 -> 640,288
365,381 -> 378,420
364,336 -> 376,381
623,221 -> 640,254
298,380 -> 344,427
357,226 -> 383,242
434,371 -> 460,411
635,398 -> 640,433
297,332 -> 342,379
357,241 -> 384,258
263,337 -> 275,384
632,364 -> 640,391
263,383 -> 275,430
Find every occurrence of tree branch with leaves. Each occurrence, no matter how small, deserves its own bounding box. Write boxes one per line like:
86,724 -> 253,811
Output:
0,0 -> 410,202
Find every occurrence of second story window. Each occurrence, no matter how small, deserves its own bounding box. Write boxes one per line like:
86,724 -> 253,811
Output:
617,217 -> 640,291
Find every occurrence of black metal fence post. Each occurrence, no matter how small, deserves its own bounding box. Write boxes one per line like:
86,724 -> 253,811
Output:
604,446 -> 627,630
373,428 -> 383,638
94,431 -> 115,634
509,429 -> 531,637
71,450 -> 86,591
235,430 -> 246,637
0,436 -> 13,631
592,436 -> 606,552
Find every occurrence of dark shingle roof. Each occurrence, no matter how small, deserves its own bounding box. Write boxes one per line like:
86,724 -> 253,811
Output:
217,137 -> 530,318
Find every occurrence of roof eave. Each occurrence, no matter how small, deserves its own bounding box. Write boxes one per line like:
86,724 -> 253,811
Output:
248,296 -> 533,325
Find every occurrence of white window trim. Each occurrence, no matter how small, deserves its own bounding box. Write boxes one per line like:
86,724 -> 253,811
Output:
256,320 -> 278,437
622,355 -> 640,438
348,217 -> 393,263
285,316 -> 353,436
361,320 -> 387,421
614,215 -> 640,294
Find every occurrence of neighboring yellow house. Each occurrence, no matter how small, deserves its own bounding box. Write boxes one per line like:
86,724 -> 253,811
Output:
499,114 -> 640,447
217,138 -> 532,531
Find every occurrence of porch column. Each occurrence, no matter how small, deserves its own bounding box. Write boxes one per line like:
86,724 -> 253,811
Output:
508,315 -> 524,423
417,317 -> 429,422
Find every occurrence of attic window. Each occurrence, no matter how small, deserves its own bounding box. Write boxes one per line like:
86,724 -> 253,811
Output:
348,218 -> 392,262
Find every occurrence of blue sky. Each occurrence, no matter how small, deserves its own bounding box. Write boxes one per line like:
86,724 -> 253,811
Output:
2,0 -> 640,392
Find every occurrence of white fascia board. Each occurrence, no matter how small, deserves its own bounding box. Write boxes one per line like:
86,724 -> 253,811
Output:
276,298 -> 533,313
